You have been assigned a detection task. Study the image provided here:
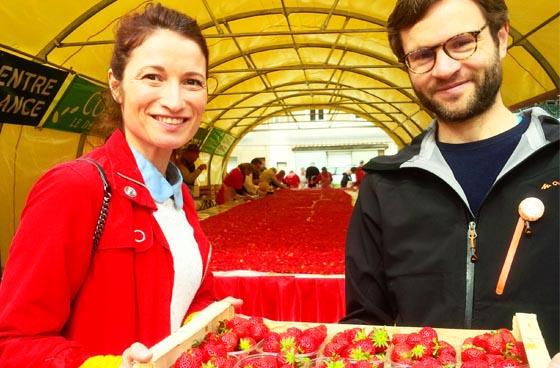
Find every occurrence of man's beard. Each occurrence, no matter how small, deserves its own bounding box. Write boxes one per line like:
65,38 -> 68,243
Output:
413,51 -> 502,123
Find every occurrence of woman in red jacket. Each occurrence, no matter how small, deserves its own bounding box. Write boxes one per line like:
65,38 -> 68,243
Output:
0,4 -> 234,368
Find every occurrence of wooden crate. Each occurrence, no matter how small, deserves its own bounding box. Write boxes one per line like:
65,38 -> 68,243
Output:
134,300 -> 235,368
134,300 -> 550,368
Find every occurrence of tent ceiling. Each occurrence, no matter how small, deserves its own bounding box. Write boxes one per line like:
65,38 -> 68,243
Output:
1,0 -> 558,148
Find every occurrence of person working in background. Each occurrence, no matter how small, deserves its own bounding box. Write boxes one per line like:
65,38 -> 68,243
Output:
272,169 -> 288,189
350,165 -> 365,188
340,170 -> 351,188
305,165 -> 320,188
0,4 -> 243,367
216,163 -> 255,204
317,167 -> 333,188
175,144 -> 207,191
283,170 -> 301,188
244,157 -> 263,195
259,167 -> 288,192
343,0 -> 559,354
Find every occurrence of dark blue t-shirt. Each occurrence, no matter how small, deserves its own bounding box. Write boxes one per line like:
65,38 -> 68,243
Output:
437,115 -> 528,216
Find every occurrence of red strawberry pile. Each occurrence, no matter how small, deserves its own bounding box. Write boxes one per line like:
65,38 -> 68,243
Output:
461,328 -> 528,367
235,352 -> 307,368
260,325 -> 329,360
201,189 -> 352,274
174,316 -> 270,368
390,327 -> 456,368
321,327 -> 389,368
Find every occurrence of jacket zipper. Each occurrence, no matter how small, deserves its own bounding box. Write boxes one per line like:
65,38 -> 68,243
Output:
465,221 -> 478,328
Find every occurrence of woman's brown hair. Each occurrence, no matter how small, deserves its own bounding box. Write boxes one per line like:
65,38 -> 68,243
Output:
92,3 -> 208,137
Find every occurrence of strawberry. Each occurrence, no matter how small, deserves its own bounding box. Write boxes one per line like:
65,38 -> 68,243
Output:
411,356 -> 442,368
285,327 -> 303,338
279,335 -> 296,352
323,340 -> 347,357
369,328 -> 389,352
435,340 -> 456,357
189,348 -> 205,362
175,350 -> 203,368
406,333 -> 423,348
497,329 -> 516,345
227,317 -> 251,338
278,348 -> 298,366
205,332 -> 220,344
351,360 -> 372,368
505,341 -> 527,363
248,316 -> 265,326
306,325 -> 328,344
219,331 -> 239,352
418,327 -> 438,342
351,339 -> 375,355
316,358 -> 346,368
262,333 -> 282,353
461,347 -> 486,362
203,342 -> 227,359
351,329 -> 369,342
348,346 -> 372,361
249,323 -> 270,341
495,358 -> 523,367
410,341 -> 433,360
238,337 -> 257,351
485,354 -> 506,366
486,332 -> 506,355
392,333 -> 409,345
296,333 -> 319,354
247,356 -> 278,368
203,356 -> 235,368
369,356 -> 384,368
391,342 -> 413,365
331,332 -> 352,346
436,351 -> 456,367
461,360 -> 490,368
472,333 -> 491,352
486,333 -> 506,354
343,328 -> 363,342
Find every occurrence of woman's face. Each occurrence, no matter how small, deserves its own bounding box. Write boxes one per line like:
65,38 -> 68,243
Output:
109,29 -> 207,164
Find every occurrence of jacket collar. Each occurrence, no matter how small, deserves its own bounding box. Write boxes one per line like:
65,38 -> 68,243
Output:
365,107 -> 559,172
97,129 -> 158,210
130,145 -> 184,209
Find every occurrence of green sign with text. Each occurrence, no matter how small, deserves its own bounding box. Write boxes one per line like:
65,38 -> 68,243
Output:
43,76 -> 105,133
214,133 -> 235,156
201,128 -> 225,154
191,127 -> 210,147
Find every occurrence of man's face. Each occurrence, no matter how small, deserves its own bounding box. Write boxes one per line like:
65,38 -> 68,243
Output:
400,0 -> 508,124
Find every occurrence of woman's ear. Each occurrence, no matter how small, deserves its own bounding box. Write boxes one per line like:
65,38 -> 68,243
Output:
108,69 -> 123,104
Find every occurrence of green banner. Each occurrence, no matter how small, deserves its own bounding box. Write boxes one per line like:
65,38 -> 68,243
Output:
191,127 -> 209,146
214,133 -> 235,156
43,75 -> 105,133
201,128 -> 225,154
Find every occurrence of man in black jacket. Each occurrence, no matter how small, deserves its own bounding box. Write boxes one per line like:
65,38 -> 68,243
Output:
342,0 -> 559,355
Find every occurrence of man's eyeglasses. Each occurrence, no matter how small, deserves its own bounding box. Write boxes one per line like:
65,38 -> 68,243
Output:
402,24 -> 488,74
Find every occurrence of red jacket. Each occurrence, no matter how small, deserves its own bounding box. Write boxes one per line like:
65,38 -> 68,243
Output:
0,130 -> 215,367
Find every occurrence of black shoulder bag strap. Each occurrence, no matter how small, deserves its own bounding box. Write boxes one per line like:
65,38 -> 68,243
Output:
79,158 -> 112,253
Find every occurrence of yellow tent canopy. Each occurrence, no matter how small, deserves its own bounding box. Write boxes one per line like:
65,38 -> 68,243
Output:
0,0 -> 558,266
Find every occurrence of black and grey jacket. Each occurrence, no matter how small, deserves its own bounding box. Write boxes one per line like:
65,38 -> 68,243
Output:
342,107 -> 559,352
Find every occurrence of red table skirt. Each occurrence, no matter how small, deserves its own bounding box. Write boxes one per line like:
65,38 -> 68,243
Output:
212,271 -> 346,323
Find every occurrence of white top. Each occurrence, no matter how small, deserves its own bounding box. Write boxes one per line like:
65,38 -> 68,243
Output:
153,199 -> 203,332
